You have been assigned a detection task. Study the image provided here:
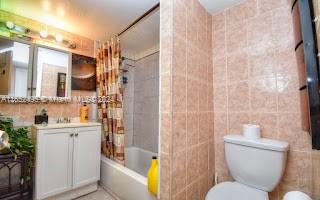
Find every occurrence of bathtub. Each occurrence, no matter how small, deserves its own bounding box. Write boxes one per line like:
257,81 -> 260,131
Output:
100,147 -> 158,200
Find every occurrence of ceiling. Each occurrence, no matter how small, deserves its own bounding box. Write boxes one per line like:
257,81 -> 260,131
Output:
120,9 -> 159,59
198,0 -> 245,14
0,0 -> 243,55
0,0 -> 159,41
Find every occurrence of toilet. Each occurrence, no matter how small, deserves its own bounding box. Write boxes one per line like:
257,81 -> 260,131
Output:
206,135 -> 289,200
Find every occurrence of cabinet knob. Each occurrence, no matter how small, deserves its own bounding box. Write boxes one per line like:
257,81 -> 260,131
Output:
70,133 -> 74,137
75,133 -> 78,137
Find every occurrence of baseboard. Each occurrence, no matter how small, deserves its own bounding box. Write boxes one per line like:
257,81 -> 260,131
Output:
42,183 -> 98,200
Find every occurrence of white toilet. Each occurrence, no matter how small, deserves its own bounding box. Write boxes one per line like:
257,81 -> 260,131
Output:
206,135 -> 289,200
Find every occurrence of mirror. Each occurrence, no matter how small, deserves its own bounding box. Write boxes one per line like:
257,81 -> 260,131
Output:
35,47 -> 71,97
0,37 -> 71,98
0,38 -> 32,97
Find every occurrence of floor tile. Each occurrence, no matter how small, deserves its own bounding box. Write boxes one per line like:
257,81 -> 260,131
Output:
76,187 -> 115,200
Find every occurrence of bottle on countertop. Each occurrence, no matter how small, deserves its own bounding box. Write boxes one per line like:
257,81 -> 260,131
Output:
80,103 -> 89,123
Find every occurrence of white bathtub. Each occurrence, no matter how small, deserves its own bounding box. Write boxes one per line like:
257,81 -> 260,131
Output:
100,147 -> 158,200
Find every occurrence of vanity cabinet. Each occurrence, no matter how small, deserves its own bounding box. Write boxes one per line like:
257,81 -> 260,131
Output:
31,123 -> 101,200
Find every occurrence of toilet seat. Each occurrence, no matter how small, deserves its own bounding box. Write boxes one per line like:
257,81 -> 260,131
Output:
205,182 -> 269,200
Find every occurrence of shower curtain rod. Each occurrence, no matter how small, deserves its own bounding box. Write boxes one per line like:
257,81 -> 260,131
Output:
118,2 -> 160,37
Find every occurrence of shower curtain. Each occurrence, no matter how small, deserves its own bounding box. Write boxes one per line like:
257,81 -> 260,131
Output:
96,37 -> 125,165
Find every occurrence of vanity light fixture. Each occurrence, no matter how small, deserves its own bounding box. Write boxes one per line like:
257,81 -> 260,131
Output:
6,21 -> 15,29
1,20 -> 76,50
40,30 -> 48,38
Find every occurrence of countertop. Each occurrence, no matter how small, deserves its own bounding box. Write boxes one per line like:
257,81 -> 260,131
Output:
32,122 -> 101,130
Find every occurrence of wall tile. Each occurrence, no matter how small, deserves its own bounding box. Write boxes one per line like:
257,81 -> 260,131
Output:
228,81 -> 250,112
199,173 -> 209,199
173,189 -> 186,200
173,36 -> 187,76
187,112 -> 199,147
226,21 -> 247,54
276,50 -> 298,79
187,79 -> 199,112
161,74 -> 172,112
198,142 -> 209,176
186,6 -> 197,46
161,153 -> 171,200
227,51 -> 249,82
228,112 -> 250,134
251,113 -> 278,138
187,145 -> 199,184
247,12 -> 274,54
277,75 -> 300,113
212,11 -> 226,31
250,77 -> 277,112
187,46 -> 199,80
226,2 -> 248,25
245,0 -> 258,18
173,112 -> 187,153
258,0 -> 288,14
212,29 -> 226,57
249,50 -> 276,78
186,181 -> 200,200
161,113 -> 171,154
173,75 -> 187,112
173,0 -> 187,39
172,150 -> 187,195
278,113 -> 311,152
199,113 -> 210,143
272,6 -> 295,51
199,82 -> 208,111
213,57 -> 227,85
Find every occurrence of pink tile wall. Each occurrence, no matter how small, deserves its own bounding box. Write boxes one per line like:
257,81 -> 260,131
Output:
160,0 -> 214,199
0,90 -> 95,123
212,0 -> 314,199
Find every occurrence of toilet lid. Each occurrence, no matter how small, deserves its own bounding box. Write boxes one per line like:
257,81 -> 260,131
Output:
205,182 -> 269,200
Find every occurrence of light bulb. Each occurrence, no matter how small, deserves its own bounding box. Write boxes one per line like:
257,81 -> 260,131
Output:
57,7 -> 65,17
6,21 -> 15,29
40,30 -> 48,38
55,34 -> 63,42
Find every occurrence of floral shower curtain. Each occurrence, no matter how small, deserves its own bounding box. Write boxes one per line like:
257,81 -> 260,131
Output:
96,37 -> 125,165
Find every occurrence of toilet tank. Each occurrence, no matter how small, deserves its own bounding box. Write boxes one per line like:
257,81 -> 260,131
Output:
223,135 -> 289,192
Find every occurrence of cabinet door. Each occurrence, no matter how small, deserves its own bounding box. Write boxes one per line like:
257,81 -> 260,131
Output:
72,127 -> 101,188
37,129 -> 74,199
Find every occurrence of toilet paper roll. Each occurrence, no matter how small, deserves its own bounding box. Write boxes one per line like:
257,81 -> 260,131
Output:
243,124 -> 261,139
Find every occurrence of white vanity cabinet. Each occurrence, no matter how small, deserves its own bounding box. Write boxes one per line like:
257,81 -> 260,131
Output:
31,123 -> 101,200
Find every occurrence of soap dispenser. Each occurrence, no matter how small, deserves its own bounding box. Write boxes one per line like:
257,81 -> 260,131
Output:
80,103 -> 89,123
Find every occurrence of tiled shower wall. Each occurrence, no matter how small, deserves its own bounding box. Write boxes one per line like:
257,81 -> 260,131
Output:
160,0 -> 214,199
212,0 -> 316,199
133,53 -> 160,153
123,53 -> 160,153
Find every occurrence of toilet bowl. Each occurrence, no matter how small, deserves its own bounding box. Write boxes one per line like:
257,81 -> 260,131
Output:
206,181 -> 268,200
283,191 -> 312,200
206,135 -> 289,200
